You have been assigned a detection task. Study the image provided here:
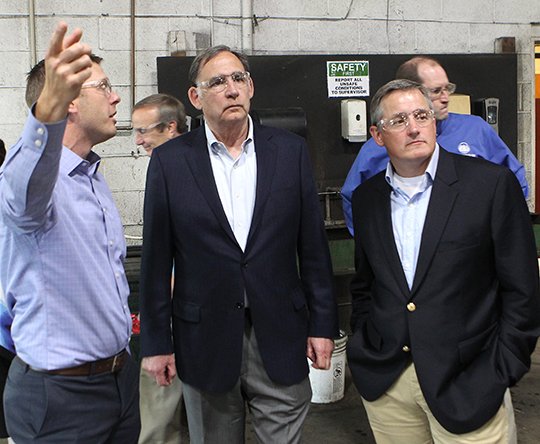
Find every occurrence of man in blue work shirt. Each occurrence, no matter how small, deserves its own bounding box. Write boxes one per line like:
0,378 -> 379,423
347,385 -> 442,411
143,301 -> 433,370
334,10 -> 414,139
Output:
341,56 -> 528,235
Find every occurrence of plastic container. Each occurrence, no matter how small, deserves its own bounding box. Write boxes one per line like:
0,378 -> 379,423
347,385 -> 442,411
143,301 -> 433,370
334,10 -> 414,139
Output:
308,330 -> 348,403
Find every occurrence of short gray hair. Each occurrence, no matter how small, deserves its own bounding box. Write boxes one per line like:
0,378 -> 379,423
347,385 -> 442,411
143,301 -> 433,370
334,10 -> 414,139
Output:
370,79 -> 433,126
188,45 -> 250,85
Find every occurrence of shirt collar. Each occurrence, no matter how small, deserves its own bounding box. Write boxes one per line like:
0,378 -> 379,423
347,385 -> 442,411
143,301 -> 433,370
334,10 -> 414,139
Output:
205,115 -> 254,157
385,143 -> 440,189
60,146 -> 102,177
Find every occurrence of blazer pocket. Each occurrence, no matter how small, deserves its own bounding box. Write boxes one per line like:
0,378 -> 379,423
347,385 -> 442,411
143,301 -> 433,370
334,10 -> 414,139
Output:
174,301 -> 201,323
348,320 -> 382,352
458,322 -> 497,366
437,238 -> 480,253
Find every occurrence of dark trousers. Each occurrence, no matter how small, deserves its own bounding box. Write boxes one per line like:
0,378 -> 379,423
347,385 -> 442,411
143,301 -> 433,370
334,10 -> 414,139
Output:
4,354 -> 140,443
0,347 -> 14,438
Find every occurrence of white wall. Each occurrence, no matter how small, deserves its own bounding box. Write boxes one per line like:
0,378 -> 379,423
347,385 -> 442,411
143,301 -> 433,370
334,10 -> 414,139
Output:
1,0 -> 539,239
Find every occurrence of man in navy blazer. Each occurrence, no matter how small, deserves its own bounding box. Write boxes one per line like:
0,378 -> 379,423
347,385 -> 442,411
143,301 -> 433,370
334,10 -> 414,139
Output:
139,46 -> 339,443
347,79 -> 540,442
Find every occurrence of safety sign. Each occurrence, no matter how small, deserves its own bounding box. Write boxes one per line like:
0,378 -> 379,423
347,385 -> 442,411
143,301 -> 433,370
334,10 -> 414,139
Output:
326,61 -> 369,98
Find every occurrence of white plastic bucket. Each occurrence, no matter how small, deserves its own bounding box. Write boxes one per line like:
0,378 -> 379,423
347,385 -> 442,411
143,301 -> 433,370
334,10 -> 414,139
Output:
308,330 -> 348,403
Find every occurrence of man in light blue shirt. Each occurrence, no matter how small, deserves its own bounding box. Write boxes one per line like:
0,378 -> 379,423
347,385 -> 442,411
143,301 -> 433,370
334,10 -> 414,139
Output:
0,22 -> 140,442
341,56 -> 528,235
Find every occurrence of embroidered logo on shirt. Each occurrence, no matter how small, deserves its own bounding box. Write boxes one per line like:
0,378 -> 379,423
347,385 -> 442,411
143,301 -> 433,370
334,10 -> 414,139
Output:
458,142 -> 471,154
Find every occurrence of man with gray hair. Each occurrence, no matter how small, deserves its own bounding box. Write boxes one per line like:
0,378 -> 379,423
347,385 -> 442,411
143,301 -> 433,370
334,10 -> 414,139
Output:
347,79 -> 540,443
341,56 -> 528,236
139,45 -> 338,443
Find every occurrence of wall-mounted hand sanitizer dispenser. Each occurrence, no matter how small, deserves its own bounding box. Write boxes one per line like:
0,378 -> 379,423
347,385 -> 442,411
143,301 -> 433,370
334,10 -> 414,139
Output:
474,98 -> 499,134
341,99 -> 367,142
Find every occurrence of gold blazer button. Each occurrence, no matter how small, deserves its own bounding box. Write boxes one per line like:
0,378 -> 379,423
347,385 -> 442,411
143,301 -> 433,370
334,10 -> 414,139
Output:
406,302 -> 416,312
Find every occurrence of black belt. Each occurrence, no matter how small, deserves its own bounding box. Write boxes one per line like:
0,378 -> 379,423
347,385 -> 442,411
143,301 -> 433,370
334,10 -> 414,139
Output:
24,350 -> 128,376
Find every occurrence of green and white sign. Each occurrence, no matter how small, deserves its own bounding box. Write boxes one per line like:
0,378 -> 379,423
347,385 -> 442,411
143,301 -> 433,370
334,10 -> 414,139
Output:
327,61 -> 369,97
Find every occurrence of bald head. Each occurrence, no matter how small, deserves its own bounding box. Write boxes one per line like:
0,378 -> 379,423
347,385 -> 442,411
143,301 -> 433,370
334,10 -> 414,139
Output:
396,57 -> 452,120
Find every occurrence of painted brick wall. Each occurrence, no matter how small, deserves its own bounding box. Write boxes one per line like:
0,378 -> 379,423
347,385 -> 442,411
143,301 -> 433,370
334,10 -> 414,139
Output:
0,0 -> 539,238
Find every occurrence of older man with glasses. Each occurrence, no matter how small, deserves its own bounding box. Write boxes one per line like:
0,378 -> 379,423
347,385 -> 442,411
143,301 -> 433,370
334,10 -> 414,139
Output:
347,78 -> 540,444
139,45 -> 338,444
341,56 -> 528,236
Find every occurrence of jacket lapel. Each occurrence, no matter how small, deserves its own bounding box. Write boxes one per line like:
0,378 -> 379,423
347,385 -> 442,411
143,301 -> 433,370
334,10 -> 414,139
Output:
245,124 -> 277,249
183,128 -> 240,248
410,148 -> 459,295
373,178 -> 411,298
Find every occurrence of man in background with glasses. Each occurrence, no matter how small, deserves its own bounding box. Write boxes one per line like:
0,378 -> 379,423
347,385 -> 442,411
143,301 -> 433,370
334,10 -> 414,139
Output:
132,93 -> 187,444
341,56 -> 528,235
132,93 -> 188,156
0,22 -> 140,442
139,45 -> 338,443
346,79 -> 540,443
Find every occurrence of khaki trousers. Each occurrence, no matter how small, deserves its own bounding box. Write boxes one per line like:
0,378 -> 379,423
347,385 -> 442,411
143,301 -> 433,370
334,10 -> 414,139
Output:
361,363 -> 513,444
138,366 -> 183,444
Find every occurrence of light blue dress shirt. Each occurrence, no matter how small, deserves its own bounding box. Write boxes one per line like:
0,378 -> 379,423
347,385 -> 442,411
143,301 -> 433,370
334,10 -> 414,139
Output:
385,145 -> 439,289
0,110 -> 132,370
205,117 -> 257,252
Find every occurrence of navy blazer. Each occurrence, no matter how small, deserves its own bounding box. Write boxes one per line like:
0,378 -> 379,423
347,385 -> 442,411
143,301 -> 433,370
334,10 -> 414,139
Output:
140,123 -> 339,393
347,148 -> 540,434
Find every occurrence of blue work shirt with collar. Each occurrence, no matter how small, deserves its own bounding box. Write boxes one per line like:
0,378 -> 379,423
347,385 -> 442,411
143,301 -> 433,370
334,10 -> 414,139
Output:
342,112 -> 528,235
0,110 -> 131,370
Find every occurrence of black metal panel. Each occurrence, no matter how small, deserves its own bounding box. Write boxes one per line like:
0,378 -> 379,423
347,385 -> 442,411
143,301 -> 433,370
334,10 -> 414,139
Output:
157,53 -> 517,192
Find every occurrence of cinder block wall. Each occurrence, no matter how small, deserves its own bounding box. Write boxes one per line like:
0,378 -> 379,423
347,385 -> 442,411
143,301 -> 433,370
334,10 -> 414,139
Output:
1,0 -> 539,239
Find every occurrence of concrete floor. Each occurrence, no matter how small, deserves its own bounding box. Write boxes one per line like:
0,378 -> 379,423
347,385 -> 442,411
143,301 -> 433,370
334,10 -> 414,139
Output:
180,344 -> 540,443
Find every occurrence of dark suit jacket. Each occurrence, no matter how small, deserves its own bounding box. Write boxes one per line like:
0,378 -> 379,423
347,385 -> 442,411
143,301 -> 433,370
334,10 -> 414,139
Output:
140,123 -> 339,393
347,147 -> 540,434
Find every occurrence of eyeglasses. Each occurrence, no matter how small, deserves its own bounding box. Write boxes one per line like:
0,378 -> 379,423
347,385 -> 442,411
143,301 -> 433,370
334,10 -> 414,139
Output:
427,82 -> 456,97
81,78 -> 113,96
197,71 -> 251,93
133,121 -> 165,135
378,109 -> 435,132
